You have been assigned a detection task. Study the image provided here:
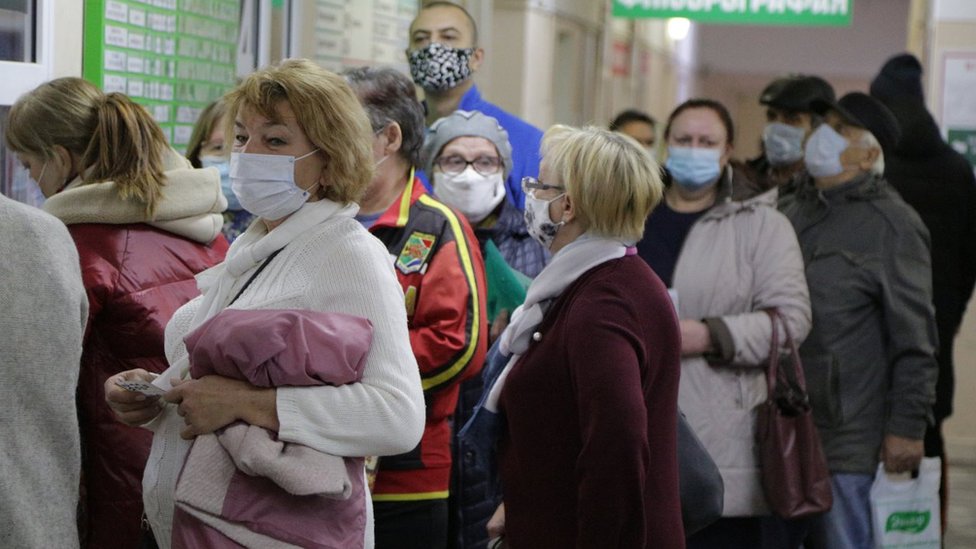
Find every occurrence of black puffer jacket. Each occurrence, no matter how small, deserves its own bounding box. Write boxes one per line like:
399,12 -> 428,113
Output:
880,95 -> 976,421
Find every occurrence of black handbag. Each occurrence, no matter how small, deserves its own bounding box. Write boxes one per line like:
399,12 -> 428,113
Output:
678,409 -> 724,536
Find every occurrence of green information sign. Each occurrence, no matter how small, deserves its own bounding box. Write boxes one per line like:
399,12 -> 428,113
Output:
83,0 -> 241,149
612,0 -> 853,26
948,129 -> 976,170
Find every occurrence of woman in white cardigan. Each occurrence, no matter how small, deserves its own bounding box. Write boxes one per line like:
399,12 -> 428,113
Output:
105,59 -> 426,548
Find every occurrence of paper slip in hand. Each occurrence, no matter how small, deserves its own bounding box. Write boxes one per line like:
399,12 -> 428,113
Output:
115,380 -> 166,397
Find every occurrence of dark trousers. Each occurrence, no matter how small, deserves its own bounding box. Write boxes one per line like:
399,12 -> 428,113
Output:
687,517 -> 762,549
374,499 -> 449,549
688,515 -> 818,549
925,420 -> 950,537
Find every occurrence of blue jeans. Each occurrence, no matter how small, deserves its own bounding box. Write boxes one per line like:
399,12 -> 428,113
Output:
807,473 -> 874,549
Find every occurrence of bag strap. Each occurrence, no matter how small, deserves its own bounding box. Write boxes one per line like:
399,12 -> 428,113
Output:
764,308 -> 808,392
229,247 -> 284,306
765,309 -> 781,394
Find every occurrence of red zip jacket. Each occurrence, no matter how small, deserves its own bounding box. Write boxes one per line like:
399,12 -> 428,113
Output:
369,175 -> 488,500
72,223 -> 227,548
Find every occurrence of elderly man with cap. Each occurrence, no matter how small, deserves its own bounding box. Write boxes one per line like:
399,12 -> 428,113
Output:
344,66 -> 489,549
871,54 -> 976,532
735,75 -> 836,200
423,109 -> 547,280
779,93 -> 938,549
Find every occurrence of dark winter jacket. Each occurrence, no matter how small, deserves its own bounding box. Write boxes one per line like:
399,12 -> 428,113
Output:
879,95 -> 976,421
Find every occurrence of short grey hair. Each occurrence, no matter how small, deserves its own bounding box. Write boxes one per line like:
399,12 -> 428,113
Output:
343,66 -> 426,167
861,131 -> 885,176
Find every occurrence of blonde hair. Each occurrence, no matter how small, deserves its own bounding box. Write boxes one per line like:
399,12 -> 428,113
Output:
5,77 -> 168,217
541,125 -> 663,243
223,59 -> 374,204
186,99 -> 228,168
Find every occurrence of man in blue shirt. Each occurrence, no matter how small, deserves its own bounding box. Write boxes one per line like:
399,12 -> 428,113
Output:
406,1 -> 542,213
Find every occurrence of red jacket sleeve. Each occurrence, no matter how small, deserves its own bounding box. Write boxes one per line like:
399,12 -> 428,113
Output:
70,228 -> 119,344
409,197 -> 488,393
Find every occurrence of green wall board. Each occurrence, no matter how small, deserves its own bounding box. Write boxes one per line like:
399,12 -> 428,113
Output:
83,0 -> 240,149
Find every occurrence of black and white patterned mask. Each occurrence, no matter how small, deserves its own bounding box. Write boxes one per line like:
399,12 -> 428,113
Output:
408,42 -> 475,92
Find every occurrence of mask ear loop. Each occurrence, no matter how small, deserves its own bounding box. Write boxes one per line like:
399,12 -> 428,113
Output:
294,148 -> 321,194
547,192 -> 568,227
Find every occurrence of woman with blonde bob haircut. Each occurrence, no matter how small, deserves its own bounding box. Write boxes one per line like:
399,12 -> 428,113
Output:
106,59 -> 426,548
5,76 -> 229,548
540,125 -> 662,243
471,125 -> 685,547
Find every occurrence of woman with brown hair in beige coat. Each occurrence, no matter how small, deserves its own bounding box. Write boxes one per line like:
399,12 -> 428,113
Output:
636,98 -> 811,548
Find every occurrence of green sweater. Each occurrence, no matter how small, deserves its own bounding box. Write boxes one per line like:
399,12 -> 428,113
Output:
483,239 -> 529,323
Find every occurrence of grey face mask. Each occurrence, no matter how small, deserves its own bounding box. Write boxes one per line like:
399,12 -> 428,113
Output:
763,122 -> 807,166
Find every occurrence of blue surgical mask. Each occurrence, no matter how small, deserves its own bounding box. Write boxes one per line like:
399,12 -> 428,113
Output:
804,125 -> 849,179
200,155 -> 238,210
763,122 -> 807,166
665,146 -> 722,191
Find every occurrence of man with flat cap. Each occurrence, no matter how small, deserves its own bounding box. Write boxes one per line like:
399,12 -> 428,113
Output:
735,75 -> 836,200
871,54 -> 976,532
780,92 -> 938,549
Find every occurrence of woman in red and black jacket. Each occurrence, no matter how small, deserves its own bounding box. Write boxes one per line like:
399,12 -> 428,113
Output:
6,77 -> 228,548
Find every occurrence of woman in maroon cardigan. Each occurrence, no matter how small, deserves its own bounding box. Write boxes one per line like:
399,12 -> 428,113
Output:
484,125 -> 684,548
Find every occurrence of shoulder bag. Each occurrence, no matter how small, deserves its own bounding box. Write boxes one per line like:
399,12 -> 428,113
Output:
757,309 -> 833,518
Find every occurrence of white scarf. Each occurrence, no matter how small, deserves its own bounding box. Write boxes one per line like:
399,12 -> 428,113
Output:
486,234 -> 628,412
190,199 -> 358,331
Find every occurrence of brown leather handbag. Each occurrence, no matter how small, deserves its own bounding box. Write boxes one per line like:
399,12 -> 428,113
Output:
756,309 -> 833,519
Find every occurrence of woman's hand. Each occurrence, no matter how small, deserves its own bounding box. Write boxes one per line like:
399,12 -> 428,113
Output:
163,375 -> 278,440
104,369 -> 164,426
487,502 -> 505,539
679,319 -> 713,356
490,309 -> 510,345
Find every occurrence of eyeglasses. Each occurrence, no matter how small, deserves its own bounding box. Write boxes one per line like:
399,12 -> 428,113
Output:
434,155 -> 502,176
521,176 -> 565,197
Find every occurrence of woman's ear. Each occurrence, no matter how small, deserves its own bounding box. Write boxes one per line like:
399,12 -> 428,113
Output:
52,145 -> 79,181
720,142 -> 734,168
559,192 -> 577,224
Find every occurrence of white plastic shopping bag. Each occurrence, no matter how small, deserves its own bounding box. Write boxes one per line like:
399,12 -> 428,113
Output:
869,457 -> 941,549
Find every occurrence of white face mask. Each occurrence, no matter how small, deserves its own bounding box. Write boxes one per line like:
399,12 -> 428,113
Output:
230,149 -> 319,220
803,125 -> 849,179
523,191 -> 565,249
433,167 -> 506,223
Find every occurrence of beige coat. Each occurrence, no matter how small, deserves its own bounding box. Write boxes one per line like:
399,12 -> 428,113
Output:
672,171 -> 811,517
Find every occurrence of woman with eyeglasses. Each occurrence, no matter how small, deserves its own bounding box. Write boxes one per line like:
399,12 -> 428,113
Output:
419,110 -> 533,548
423,110 -> 549,279
104,59 -> 426,548
185,99 -> 256,242
468,125 -> 684,548
636,99 -> 811,548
